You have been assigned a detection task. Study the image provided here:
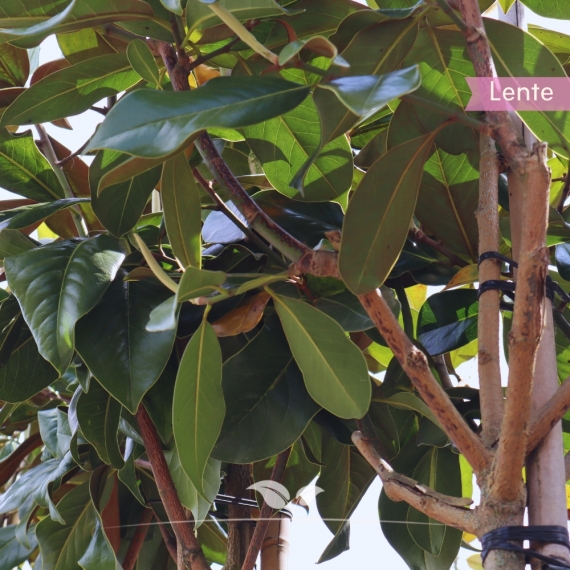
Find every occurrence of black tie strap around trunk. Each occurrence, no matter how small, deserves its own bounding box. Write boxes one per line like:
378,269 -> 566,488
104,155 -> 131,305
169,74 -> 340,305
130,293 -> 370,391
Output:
481,525 -> 570,569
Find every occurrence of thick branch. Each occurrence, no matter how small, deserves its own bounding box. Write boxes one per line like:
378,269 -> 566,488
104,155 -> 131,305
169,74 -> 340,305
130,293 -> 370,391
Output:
241,448 -> 292,570
122,508 -> 153,570
352,432 -> 476,534
528,374 -> 570,454
491,144 -> 550,502
476,134 -> 504,448
136,406 -> 210,570
358,289 -> 492,474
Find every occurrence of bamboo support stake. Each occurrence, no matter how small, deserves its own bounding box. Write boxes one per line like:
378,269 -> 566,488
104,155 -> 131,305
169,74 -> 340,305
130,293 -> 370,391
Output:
260,513 -> 291,570
476,133 -> 504,448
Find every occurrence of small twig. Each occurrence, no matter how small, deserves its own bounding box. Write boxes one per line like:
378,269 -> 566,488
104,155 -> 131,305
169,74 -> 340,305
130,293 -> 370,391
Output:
90,105 -> 109,116
35,125 -> 87,237
433,355 -> 454,390
134,458 -> 153,471
188,37 -> 241,74
122,509 -> 154,570
394,282 -> 414,338
55,139 -> 90,167
155,514 -> 178,562
241,448 -> 292,570
411,228 -> 468,267
193,168 -> 287,268
557,173 -> 570,213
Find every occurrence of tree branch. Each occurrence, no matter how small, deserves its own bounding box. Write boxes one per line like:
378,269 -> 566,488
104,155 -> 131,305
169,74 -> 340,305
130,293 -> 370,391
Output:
528,374 -> 570,454
156,514 -> 178,563
122,508 -> 154,570
358,289 -> 492,474
491,144 -> 550,501
136,405 -> 210,570
241,448 -> 292,570
411,227 -> 469,268
352,432 -> 476,534
476,133 -> 504,448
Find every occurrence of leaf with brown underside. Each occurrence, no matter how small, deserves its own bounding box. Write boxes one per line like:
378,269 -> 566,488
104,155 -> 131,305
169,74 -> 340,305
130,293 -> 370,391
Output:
211,292 -> 271,337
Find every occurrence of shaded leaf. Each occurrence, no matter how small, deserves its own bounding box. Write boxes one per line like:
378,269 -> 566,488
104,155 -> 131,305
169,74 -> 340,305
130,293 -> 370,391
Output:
5,235 -> 125,374
126,39 -> 160,85
0,198 -> 88,232
173,319 -> 224,498
339,132 -> 436,295
0,524 -> 38,570
0,230 -> 36,266
212,315 -> 320,463
178,267 -> 226,302
0,44 -> 29,88
76,275 -> 176,414
211,291 -> 271,337
271,293 -> 370,419
85,76 -> 311,159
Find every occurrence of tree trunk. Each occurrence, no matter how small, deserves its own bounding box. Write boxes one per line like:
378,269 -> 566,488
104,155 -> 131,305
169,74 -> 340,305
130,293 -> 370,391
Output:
225,464 -> 254,570
260,512 -> 291,570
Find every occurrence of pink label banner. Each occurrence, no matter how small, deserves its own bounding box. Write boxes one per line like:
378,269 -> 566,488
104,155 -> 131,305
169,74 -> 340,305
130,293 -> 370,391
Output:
465,77 -> 570,111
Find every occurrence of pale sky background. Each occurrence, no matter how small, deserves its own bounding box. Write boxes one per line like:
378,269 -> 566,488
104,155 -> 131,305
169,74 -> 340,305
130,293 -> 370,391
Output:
3,2 -> 570,569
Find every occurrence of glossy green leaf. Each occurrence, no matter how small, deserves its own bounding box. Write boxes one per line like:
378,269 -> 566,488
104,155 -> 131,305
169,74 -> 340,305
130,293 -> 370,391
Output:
520,0 -> 570,18
162,153 -> 202,268
178,267 -> 226,302
127,39 -> 160,85
187,0 -> 297,31
380,392 -> 442,430
173,319 -> 224,498
76,276 -> 176,413
118,440 -> 146,504
0,198 -> 88,232
197,518 -> 227,566
212,315 -> 320,463
418,147 -> 479,262
2,54 -> 141,126
0,129 -> 63,201
5,235 -> 125,374
316,432 -> 375,535
0,44 -> 29,88
85,76 -> 311,159
0,0 -> 154,48
0,524 -> 37,570
315,291 -> 374,332
76,380 -> 124,470
556,244 -> 570,281
56,27 -> 126,65
0,297 -> 58,403
160,0 -> 183,15
319,66 -> 421,118
339,132 -> 436,295
243,74 -> 353,202
417,289 -> 479,355
398,27 -> 477,154
271,293 -> 370,419
90,149 -> 162,238
486,18 -> 570,159
0,230 -> 36,266
528,25 -> 570,59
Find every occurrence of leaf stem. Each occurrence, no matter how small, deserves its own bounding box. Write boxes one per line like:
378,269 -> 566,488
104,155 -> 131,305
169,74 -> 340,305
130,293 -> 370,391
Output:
192,168 -> 287,268
34,125 -> 87,238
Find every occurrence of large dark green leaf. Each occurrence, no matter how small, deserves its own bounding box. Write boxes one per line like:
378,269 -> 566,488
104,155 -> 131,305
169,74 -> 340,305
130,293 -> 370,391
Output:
0,524 -> 37,570
1,54 -> 140,126
0,297 -> 58,403
75,275 -> 176,414
339,132 -> 436,295
5,235 -> 125,374
0,230 -> 36,266
85,77 -> 311,159
485,18 -> 570,159
0,198 -> 88,231
379,443 -> 462,570
0,44 -> 28,88
315,290 -> 374,332
0,129 -> 63,201
212,316 -> 320,463
90,149 -> 162,238
76,380 -> 124,470
316,432 -> 375,535
0,0 -> 154,48
556,243 -> 570,281
417,147 -> 479,262
417,289 -> 478,355
173,319 -> 224,498
162,152 -> 201,268
271,293 -> 371,419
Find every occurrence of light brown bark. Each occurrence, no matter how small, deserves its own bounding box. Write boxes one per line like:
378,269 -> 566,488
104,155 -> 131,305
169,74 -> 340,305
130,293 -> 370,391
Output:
476,133 -> 504,448
260,513 -> 291,570
358,291 -> 491,474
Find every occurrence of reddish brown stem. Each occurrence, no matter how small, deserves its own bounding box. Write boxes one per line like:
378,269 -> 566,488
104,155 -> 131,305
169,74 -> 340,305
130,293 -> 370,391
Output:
136,405 -> 210,570
122,508 -> 154,570
241,448 -> 292,570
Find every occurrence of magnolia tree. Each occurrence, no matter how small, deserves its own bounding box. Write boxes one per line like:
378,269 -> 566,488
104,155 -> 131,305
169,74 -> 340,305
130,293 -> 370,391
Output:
1,0 -> 570,569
